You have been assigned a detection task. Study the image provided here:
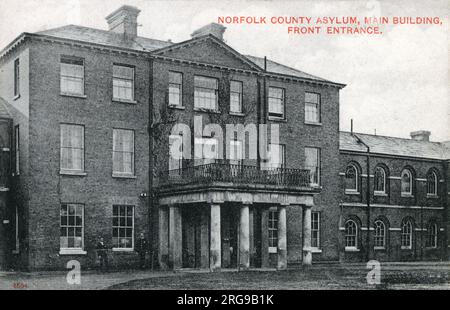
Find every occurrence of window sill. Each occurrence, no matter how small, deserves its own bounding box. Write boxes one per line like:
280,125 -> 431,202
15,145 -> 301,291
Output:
345,190 -> 360,195
2,147 -> 10,152
401,193 -> 414,198
401,246 -> 412,250
168,105 -> 185,110
426,194 -> 439,199
344,247 -> 360,252
267,116 -> 286,122
12,250 -> 19,254
194,108 -> 221,114
59,249 -> 87,255
112,173 -> 137,179
13,94 -> 21,101
60,170 -> 87,177
60,93 -> 87,99
268,247 -> 277,254
229,111 -> 245,117
113,98 -> 137,104
310,248 -> 322,253
374,192 -> 388,197
304,121 -> 322,126
425,246 -> 438,250
112,248 -> 134,252
0,187 -> 9,192
373,246 -> 385,251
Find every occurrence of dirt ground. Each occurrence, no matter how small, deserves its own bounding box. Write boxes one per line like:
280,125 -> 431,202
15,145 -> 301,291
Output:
1,262 -> 449,290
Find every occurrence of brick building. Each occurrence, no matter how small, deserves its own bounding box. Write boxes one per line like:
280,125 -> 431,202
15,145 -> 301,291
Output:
0,5 -> 448,271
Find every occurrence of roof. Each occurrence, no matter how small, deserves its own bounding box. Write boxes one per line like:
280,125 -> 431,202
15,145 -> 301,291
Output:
37,25 -> 172,52
33,25 -> 339,85
340,131 -> 449,160
245,55 -> 331,83
0,97 -> 12,119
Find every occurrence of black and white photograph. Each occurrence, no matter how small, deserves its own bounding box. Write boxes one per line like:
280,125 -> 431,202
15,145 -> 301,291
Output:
0,0 -> 448,296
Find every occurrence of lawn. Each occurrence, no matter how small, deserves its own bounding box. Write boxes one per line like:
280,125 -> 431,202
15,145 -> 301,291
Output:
107,265 -> 450,290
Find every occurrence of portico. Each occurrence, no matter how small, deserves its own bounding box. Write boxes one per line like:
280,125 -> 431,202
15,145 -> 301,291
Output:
156,179 -> 318,271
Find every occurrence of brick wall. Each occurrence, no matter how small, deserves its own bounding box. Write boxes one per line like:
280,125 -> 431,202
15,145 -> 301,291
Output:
21,41 -> 151,270
339,151 -> 447,262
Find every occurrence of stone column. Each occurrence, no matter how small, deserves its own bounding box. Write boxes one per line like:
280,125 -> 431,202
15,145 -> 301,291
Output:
260,208 -> 270,268
158,207 -> 169,270
169,205 -> 182,269
239,204 -> 250,270
277,205 -> 287,270
210,204 -> 221,271
303,205 -> 312,266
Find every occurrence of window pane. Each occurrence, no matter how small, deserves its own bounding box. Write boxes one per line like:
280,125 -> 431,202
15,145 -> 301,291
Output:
60,124 -> 84,171
305,147 -> 319,184
113,129 -> 134,174
194,76 -> 218,110
60,59 -> 84,95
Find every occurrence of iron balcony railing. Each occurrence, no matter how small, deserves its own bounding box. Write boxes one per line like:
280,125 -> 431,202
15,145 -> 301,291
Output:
159,162 -> 312,188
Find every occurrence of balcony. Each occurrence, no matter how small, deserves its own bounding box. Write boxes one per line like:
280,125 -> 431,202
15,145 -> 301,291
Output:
157,162 -> 316,192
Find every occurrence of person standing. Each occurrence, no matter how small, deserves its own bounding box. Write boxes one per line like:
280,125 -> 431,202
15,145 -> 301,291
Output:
96,237 -> 108,272
136,232 -> 148,269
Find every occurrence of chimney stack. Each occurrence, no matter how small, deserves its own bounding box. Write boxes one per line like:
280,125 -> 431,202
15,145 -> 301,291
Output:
410,130 -> 431,142
191,23 -> 226,41
106,5 -> 141,39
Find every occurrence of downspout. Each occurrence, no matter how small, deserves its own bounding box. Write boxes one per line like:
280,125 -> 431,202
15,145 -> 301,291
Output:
353,133 -> 371,261
148,56 -> 155,270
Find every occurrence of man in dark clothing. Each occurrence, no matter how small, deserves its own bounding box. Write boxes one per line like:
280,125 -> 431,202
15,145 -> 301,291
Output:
136,232 -> 148,269
96,237 -> 108,272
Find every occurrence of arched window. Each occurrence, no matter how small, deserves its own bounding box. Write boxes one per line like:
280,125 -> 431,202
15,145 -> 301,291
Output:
374,166 -> 386,194
374,220 -> 386,248
401,219 -> 413,249
345,164 -> 358,192
401,169 -> 413,195
427,171 -> 438,196
345,220 -> 358,249
427,222 -> 438,248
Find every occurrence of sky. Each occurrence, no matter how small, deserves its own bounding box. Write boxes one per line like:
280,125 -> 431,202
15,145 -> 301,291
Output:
0,0 -> 448,141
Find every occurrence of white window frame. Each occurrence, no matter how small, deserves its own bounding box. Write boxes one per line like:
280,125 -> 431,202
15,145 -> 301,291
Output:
229,139 -> 243,165
14,58 -> 20,97
168,71 -> 183,107
401,220 -> 413,249
112,128 -> 135,177
401,169 -> 413,196
169,134 -> 183,173
194,75 -> 218,111
60,124 -> 85,174
113,64 -> 135,102
194,137 -> 219,166
14,125 -> 19,175
13,205 -> 19,254
112,205 -> 135,251
427,171 -> 438,196
268,87 -> 285,119
268,208 -> 278,253
230,80 -> 243,113
60,56 -> 85,96
373,220 -> 386,249
374,166 -> 386,195
311,211 -> 320,249
60,204 -> 85,254
304,92 -> 320,124
427,222 -> 438,248
305,147 -> 320,186
345,164 -> 358,193
344,220 -> 358,251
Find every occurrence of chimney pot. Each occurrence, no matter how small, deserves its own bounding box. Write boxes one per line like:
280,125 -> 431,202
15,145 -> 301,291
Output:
191,23 -> 226,41
410,130 -> 431,141
106,5 -> 141,39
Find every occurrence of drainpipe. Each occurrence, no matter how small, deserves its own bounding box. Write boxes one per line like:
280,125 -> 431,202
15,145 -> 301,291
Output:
353,132 -> 371,262
148,56 -> 155,270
